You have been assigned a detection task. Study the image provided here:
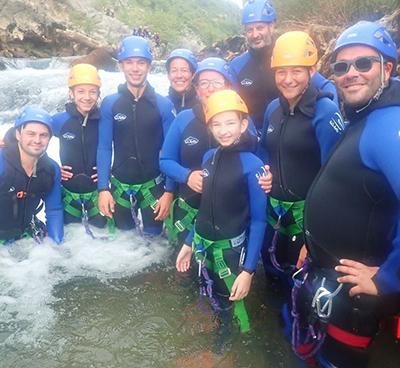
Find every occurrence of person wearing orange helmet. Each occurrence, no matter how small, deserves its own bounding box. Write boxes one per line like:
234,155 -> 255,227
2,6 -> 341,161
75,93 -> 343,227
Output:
258,32 -> 344,280
52,63 -> 107,231
176,90 -> 267,332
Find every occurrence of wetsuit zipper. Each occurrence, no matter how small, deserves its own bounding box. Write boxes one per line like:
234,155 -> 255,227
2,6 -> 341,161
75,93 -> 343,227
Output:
210,147 -> 222,239
131,102 -> 142,180
80,117 -> 88,175
277,115 -> 288,201
21,174 -> 33,233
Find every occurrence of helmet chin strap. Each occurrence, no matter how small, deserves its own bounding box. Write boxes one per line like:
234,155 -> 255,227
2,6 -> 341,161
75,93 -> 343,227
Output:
356,54 -> 387,114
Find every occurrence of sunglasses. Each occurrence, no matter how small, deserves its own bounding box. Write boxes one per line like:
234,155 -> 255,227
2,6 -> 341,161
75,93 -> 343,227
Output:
198,78 -> 225,90
330,56 -> 381,77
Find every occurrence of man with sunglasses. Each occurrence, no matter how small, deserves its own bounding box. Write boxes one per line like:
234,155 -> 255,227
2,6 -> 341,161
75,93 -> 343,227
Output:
230,0 -> 339,133
293,22 -> 400,368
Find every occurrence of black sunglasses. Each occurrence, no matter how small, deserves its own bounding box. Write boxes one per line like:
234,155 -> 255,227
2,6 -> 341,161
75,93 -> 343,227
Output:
330,56 -> 381,77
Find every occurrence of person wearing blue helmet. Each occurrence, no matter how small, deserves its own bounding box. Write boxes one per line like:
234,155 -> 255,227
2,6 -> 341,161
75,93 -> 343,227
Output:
230,0 -> 338,132
97,36 -> 176,234
0,108 -> 64,245
289,22 -> 400,368
166,48 -> 199,113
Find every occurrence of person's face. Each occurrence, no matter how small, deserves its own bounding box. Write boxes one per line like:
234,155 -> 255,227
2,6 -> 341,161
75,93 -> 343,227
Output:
209,111 -> 248,147
195,70 -> 229,110
69,84 -> 99,115
15,122 -> 51,158
119,57 -> 152,87
275,66 -> 314,107
245,21 -> 274,50
334,45 -> 392,108
168,58 -> 193,94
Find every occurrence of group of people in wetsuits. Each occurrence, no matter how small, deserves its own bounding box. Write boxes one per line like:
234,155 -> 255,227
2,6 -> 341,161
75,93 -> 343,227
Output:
132,26 -> 160,46
1,1 -> 400,367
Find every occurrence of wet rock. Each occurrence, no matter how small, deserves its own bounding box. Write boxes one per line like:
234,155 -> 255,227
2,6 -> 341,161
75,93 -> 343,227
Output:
73,47 -> 118,72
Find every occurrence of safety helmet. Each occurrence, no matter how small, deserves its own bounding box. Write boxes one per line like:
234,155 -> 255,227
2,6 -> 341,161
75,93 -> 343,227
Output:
118,36 -> 153,62
242,0 -> 276,25
67,63 -> 102,88
166,49 -> 198,73
193,57 -> 233,85
206,90 -> 248,123
331,22 -> 398,76
15,107 -> 53,134
271,31 -> 318,68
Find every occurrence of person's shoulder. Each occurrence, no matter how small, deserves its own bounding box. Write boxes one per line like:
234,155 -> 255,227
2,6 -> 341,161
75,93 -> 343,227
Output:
231,52 -> 250,66
52,111 -> 71,134
155,92 -> 176,112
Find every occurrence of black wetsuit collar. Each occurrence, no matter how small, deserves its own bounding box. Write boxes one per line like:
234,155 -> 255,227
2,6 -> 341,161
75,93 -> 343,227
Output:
168,85 -> 197,107
118,81 -> 157,106
248,39 -> 275,61
218,130 -> 258,154
192,104 -> 206,123
65,102 -> 100,120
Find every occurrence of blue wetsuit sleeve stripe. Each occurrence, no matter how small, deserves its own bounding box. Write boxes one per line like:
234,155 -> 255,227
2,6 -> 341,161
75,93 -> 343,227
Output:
184,225 -> 195,246
241,153 -> 267,272
160,114 -> 191,183
0,150 -> 4,175
52,112 -> 70,137
313,100 -> 344,163
97,95 -> 116,191
256,100 -> 277,163
360,110 -> 400,293
43,160 -> 64,244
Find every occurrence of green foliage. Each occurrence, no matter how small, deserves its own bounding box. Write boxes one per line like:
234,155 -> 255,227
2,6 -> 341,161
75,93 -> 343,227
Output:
275,0 -> 400,27
68,9 -> 96,35
110,0 -> 241,47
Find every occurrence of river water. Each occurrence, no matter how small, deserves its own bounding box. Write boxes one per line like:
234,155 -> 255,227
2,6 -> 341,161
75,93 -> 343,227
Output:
0,58 -> 294,368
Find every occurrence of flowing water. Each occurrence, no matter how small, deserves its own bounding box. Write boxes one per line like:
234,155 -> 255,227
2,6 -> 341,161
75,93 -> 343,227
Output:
0,58 -> 293,368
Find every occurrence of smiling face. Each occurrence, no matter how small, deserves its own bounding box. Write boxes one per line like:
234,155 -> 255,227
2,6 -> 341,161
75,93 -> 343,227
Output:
209,110 -> 248,147
195,70 -> 229,111
167,58 -> 193,94
119,57 -> 152,88
16,122 -> 51,158
245,21 -> 274,50
334,45 -> 392,108
69,84 -> 99,115
275,65 -> 315,108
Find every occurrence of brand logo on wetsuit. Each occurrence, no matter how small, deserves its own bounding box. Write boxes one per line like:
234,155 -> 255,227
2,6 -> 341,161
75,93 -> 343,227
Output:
184,136 -> 199,146
267,125 -> 274,134
62,132 -> 75,140
329,113 -> 345,134
202,169 -> 210,178
8,186 -> 15,192
241,78 -> 253,87
114,113 -> 127,122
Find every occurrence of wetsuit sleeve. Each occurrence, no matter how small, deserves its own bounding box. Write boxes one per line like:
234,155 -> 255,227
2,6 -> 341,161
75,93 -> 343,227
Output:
52,112 -> 69,138
0,150 -> 4,174
360,110 -> 400,293
43,160 -> 64,245
160,113 -> 191,183
313,99 -> 344,163
241,153 -> 268,272
247,117 -> 257,137
311,72 -> 339,106
230,60 -> 240,91
96,95 -> 116,191
184,225 -> 195,246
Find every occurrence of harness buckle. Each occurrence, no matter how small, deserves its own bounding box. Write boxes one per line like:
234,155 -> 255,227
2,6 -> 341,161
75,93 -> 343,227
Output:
174,220 -> 185,233
194,249 -> 206,277
130,194 -> 137,206
218,268 -> 232,279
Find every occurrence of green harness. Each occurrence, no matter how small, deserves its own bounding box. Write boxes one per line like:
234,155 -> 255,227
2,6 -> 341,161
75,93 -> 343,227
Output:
111,175 -> 162,210
267,196 -> 305,236
164,197 -> 198,244
62,186 -> 100,218
193,231 -> 250,333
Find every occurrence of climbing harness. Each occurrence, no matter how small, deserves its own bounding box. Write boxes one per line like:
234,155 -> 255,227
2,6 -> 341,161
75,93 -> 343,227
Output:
193,231 -> 251,332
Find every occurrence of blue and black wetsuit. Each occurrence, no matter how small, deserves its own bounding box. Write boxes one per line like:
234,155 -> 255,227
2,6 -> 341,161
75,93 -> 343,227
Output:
167,85 -> 199,114
230,45 -> 339,131
97,82 -> 176,233
0,128 -> 63,244
299,79 -> 400,368
53,103 -> 106,228
160,105 -> 216,246
191,131 -> 267,331
258,84 -> 344,276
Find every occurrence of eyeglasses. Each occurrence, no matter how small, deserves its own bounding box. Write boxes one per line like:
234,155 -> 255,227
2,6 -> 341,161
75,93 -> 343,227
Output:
330,56 -> 381,77
198,78 -> 225,89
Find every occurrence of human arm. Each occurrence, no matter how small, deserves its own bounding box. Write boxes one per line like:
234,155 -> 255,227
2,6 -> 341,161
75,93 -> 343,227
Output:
43,161 -> 64,244
153,191 -> 174,221
176,243 -> 192,272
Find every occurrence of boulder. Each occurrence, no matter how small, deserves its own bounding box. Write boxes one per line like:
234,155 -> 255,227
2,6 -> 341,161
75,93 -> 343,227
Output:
73,47 -> 118,72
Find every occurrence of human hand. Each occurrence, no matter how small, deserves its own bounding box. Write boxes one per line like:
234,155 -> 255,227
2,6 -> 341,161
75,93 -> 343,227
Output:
60,165 -> 73,181
98,190 -> 115,218
154,191 -> 174,221
258,165 -> 273,193
187,170 -> 203,193
176,244 -> 192,272
229,271 -> 253,301
335,259 -> 379,297
296,244 -> 308,269
91,166 -> 98,183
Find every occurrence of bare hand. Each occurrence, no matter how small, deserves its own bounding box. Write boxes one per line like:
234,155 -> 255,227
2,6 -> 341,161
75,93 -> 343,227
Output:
229,271 -> 253,301
0,138 -> 4,148
176,244 -> 192,272
258,165 -> 273,193
91,166 -> 98,183
335,259 -> 379,297
61,165 -> 73,181
296,244 -> 307,269
98,190 -> 115,218
154,191 -> 174,221
187,170 -> 203,193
